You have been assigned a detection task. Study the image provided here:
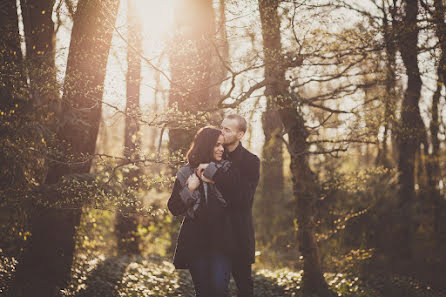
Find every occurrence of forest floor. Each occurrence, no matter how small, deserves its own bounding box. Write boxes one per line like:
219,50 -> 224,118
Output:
1,253 -> 444,297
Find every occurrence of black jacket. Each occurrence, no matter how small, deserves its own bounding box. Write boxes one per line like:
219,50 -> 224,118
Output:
167,165 -> 236,269
203,142 -> 260,264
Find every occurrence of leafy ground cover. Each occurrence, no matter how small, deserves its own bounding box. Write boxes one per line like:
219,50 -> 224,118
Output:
1,253 -> 444,297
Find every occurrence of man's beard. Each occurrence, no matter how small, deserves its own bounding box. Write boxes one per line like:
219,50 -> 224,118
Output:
224,135 -> 238,147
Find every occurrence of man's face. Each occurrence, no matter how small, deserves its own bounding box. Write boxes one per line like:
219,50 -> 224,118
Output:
221,118 -> 244,146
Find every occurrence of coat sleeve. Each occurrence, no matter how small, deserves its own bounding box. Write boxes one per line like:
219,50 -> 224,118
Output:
167,179 -> 199,216
203,155 -> 260,206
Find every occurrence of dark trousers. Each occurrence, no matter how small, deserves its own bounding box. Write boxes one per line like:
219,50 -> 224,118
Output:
231,258 -> 254,297
189,251 -> 254,297
189,250 -> 232,297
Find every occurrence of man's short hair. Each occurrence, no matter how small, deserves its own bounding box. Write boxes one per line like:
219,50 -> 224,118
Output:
226,114 -> 247,133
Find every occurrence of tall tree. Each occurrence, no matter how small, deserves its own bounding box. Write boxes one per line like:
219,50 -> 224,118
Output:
20,0 -> 57,107
430,0 -> 446,235
115,0 -> 142,255
0,0 -> 38,260
0,0 -> 26,110
168,0 -> 218,158
10,0 -> 120,296
258,0 -> 335,296
376,1 -> 398,168
259,41 -> 284,246
209,0 -> 229,105
394,0 -> 423,263
410,0 -> 446,238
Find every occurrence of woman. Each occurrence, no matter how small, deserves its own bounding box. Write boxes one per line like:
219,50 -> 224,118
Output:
167,127 -> 236,297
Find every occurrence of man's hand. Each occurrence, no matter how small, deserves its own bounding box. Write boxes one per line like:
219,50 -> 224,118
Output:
196,163 -> 209,179
201,175 -> 215,184
197,163 -> 215,184
186,174 -> 200,192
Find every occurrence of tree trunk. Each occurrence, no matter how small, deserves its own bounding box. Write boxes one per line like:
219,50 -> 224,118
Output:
285,111 -> 334,296
20,0 -> 57,107
431,0 -> 446,236
259,107 -> 283,245
0,0 -> 26,109
376,2 -> 397,168
115,0 -> 142,256
10,0 -> 120,296
394,0 -> 422,264
209,0 -> 228,117
258,0 -> 284,246
258,0 -> 334,295
147,56 -> 163,152
168,0 -> 217,157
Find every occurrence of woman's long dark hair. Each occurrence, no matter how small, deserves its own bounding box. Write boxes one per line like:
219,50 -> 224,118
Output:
186,126 -> 222,168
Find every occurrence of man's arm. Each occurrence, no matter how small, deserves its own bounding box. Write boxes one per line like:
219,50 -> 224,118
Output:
238,155 -> 260,207
203,155 -> 260,206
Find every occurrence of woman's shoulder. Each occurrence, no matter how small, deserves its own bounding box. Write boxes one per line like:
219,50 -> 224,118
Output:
178,163 -> 194,171
176,164 -> 194,181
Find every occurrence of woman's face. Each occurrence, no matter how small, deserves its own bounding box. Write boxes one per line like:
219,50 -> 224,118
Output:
213,134 -> 225,161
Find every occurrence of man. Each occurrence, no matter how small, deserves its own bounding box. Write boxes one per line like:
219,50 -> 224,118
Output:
200,114 -> 260,297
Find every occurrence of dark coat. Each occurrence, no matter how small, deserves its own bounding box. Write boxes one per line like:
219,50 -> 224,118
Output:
167,165 -> 237,269
203,142 -> 260,264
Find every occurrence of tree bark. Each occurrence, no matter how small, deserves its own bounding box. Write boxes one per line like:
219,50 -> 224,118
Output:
376,1 -> 397,168
168,0 -> 217,157
258,0 -> 284,246
115,0 -> 142,256
209,0 -> 229,113
20,0 -> 57,107
0,0 -> 26,110
395,0 -> 422,264
429,0 -> 445,235
10,0 -> 120,296
258,107 -> 284,245
258,0 -> 334,295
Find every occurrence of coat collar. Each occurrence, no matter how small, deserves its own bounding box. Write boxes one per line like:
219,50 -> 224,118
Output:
224,142 -> 243,162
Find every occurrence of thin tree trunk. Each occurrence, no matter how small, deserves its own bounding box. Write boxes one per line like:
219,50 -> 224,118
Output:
258,0 -> 334,295
115,0 -> 142,255
20,0 -> 57,107
376,1 -> 397,168
395,0 -> 422,264
148,56 -> 163,152
10,0 -> 119,296
432,0 -> 446,236
429,71 -> 442,234
0,0 -> 26,191
0,0 -> 26,109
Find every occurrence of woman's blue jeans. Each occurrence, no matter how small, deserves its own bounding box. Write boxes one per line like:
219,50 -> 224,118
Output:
188,250 -> 231,297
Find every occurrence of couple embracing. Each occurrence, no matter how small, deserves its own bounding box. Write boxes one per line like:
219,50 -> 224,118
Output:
167,114 -> 260,297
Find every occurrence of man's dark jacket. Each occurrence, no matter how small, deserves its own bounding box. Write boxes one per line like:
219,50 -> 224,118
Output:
203,142 -> 260,264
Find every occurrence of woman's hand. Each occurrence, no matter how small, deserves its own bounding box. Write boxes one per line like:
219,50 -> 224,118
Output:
196,163 -> 209,179
197,163 -> 215,183
186,173 -> 200,192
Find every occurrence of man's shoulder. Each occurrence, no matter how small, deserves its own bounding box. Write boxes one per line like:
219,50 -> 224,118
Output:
241,146 -> 260,164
